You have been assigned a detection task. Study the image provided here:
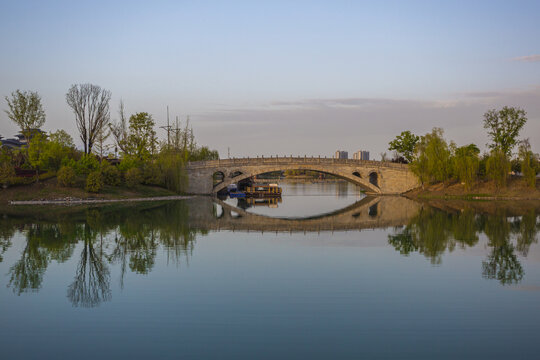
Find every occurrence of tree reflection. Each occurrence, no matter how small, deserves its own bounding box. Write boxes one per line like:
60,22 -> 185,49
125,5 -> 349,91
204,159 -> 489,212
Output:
8,223 -> 77,295
67,226 -> 111,308
1,201 -> 201,305
389,206 -> 538,285
515,210 -> 539,256
481,212 -> 524,285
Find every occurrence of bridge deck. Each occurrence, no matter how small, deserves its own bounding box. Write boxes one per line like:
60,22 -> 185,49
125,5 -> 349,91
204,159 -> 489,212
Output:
186,157 -> 408,170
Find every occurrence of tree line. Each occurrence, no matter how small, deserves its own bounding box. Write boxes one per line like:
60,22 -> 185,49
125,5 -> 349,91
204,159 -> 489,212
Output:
1,85 -> 219,193
388,106 -> 538,190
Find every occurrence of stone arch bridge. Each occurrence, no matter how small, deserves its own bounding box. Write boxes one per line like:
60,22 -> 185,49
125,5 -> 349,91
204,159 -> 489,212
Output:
186,157 -> 419,195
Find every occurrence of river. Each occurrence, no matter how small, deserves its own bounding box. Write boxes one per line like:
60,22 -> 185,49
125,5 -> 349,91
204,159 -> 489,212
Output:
1,181 -> 539,359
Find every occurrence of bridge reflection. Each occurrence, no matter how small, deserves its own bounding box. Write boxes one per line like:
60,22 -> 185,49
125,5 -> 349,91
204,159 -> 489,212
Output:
187,196 -> 422,233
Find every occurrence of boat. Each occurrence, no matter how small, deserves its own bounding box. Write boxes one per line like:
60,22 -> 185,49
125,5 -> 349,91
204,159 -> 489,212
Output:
244,183 -> 282,198
229,191 -> 246,198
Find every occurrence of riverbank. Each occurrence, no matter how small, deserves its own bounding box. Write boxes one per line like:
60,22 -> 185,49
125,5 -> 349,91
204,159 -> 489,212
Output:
405,176 -> 540,201
0,177 -> 181,205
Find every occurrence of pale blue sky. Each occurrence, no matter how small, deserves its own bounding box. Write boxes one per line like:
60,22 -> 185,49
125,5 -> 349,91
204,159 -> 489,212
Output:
1,0 -> 539,157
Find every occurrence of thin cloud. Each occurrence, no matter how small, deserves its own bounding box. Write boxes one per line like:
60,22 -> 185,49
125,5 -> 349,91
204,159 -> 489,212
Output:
511,54 -> 540,62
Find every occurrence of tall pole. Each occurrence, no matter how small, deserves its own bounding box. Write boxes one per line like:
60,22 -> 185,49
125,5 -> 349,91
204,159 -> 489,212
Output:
167,106 -> 170,147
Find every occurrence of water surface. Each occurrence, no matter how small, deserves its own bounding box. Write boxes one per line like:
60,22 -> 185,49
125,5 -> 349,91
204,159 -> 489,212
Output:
1,182 -> 539,359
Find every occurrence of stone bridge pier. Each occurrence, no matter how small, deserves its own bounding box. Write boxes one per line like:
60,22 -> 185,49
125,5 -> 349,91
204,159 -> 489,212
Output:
185,157 -> 419,195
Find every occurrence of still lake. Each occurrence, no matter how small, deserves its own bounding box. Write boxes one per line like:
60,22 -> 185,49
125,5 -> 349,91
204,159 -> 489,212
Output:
1,182 -> 540,359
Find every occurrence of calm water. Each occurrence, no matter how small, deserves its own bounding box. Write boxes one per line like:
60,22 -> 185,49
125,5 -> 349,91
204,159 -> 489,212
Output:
1,182 -> 540,359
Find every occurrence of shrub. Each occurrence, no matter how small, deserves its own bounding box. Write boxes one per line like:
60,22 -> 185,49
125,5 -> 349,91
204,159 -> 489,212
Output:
86,171 -> 104,193
118,155 -> 140,173
57,166 -> 76,187
0,162 -> 15,187
125,168 -> 142,188
486,150 -> 509,188
76,154 -> 100,175
157,151 -> 187,193
142,161 -> 161,185
101,163 -> 122,186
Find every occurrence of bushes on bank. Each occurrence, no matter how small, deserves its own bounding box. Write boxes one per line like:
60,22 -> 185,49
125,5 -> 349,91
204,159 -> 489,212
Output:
101,162 -> 122,186
85,171 -> 104,193
125,168 -> 143,188
57,166 -> 76,187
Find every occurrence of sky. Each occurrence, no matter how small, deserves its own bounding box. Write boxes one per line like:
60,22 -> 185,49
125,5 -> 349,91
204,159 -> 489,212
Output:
0,0 -> 539,159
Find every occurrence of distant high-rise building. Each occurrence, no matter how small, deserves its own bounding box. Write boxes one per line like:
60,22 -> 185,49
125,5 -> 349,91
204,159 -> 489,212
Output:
353,150 -> 369,160
334,150 -> 348,159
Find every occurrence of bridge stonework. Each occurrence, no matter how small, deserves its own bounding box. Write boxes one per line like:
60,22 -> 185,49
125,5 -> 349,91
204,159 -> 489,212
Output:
186,157 -> 420,195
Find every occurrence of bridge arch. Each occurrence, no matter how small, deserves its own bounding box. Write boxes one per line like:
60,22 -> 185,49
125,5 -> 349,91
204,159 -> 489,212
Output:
213,166 -> 382,194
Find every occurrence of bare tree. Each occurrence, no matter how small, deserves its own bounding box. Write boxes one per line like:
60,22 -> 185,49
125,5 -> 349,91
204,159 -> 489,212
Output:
4,90 -> 46,140
109,100 -> 128,154
94,124 -> 111,161
66,84 -> 111,154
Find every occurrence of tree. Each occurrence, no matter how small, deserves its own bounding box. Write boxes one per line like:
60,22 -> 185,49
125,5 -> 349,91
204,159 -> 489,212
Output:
49,129 -> 74,148
486,149 -> 510,188
453,144 -> 480,191
483,106 -> 527,156
410,128 -> 452,185
94,124 -> 111,160
66,84 -> 111,154
4,90 -> 46,141
388,130 -> 419,163
27,133 -> 49,177
519,139 -> 537,188
109,100 -> 129,154
125,112 -> 157,161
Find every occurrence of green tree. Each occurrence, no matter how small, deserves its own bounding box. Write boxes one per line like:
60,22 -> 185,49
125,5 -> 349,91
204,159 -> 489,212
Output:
388,130 -> 419,163
27,133 -> 49,177
483,106 -> 527,156
410,128 -> 452,185
125,112 -> 157,161
519,139 -> 537,188
486,149 -> 510,188
4,90 -> 46,141
0,148 -> 15,186
49,129 -> 74,148
453,144 -> 480,191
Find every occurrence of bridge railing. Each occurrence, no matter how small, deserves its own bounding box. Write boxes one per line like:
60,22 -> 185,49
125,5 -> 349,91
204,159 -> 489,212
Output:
186,156 -> 409,169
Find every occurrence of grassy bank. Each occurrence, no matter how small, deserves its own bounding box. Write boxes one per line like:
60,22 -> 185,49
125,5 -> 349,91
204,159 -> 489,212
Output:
405,176 -> 540,201
0,177 -> 177,204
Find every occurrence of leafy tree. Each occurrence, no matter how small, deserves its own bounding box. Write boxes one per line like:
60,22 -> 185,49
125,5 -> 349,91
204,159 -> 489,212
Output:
519,139 -> 537,188
388,130 -> 419,163
125,112 -> 157,161
0,148 -> 15,186
49,129 -> 74,148
453,144 -> 480,190
27,133 -> 49,176
4,90 -> 46,140
410,128 -> 452,185
157,150 -> 187,193
43,130 -> 76,171
486,149 -> 510,188
483,106 -> 527,156
66,83 -> 111,154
